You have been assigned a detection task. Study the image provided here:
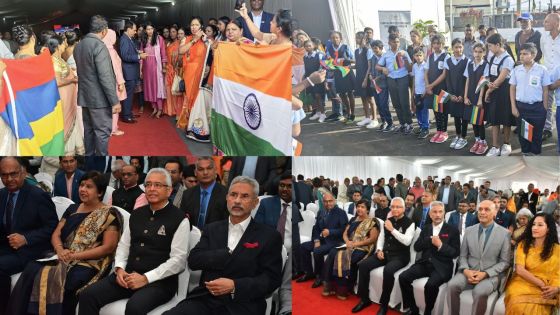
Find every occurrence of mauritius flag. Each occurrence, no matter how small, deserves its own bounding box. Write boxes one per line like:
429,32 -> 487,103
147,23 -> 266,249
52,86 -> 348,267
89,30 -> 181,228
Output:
0,51 -> 64,155
520,118 -> 534,142
211,42 -> 291,156
320,58 -> 351,77
433,94 -> 444,112
470,106 -> 485,125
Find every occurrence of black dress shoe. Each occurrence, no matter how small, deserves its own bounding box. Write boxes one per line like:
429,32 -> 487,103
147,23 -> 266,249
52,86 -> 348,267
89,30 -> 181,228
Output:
121,118 -> 137,124
376,306 -> 387,315
543,130 -> 552,141
402,309 -> 419,315
295,273 -> 315,283
292,272 -> 304,280
311,278 -> 322,288
351,300 -> 372,313
133,113 -> 141,118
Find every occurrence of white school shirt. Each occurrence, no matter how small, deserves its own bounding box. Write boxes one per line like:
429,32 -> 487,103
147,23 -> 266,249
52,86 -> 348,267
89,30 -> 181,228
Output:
412,61 -> 427,94
443,54 -> 467,70
484,51 -> 514,78
549,66 -> 560,107
509,63 -> 551,103
463,60 -> 489,78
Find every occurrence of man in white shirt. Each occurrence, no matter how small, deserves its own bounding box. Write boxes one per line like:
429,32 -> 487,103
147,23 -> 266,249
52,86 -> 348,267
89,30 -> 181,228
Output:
78,168 -> 190,315
163,176 -> 283,315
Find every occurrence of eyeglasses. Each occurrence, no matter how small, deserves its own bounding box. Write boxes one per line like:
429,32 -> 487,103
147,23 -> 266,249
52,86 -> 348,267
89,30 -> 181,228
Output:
144,182 -> 169,189
0,171 -> 21,179
122,172 -> 137,177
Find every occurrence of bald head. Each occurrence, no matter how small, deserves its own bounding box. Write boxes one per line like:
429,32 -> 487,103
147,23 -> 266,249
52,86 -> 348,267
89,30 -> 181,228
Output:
544,13 -> 560,32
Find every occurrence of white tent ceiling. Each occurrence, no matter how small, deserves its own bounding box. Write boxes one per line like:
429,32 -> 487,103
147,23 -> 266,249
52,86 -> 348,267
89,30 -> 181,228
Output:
293,156 -> 560,191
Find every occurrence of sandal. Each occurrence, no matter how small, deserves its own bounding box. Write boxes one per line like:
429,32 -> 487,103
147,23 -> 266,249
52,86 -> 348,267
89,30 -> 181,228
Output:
111,130 -> 125,136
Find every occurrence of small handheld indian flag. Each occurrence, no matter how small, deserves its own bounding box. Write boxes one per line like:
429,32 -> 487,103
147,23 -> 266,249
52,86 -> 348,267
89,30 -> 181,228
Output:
438,90 -> 451,104
372,78 -> 382,93
470,106 -> 485,125
433,94 -> 444,112
475,77 -> 490,94
520,118 -> 534,142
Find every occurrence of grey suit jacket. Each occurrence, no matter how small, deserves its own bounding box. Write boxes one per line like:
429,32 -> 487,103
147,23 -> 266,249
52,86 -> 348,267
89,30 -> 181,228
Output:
74,33 -> 119,108
437,186 -> 461,212
458,223 -> 511,282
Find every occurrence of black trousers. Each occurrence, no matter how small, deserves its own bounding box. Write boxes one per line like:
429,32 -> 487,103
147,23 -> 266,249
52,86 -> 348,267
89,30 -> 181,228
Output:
357,254 -> 408,306
299,241 -> 335,276
78,274 -> 175,315
0,249 -> 26,315
162,295 -> 228,315
399,262 -> 447,315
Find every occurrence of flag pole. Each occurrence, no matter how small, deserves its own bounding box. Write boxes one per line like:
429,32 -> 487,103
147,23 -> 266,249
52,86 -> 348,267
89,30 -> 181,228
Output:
2,71 -> 19,155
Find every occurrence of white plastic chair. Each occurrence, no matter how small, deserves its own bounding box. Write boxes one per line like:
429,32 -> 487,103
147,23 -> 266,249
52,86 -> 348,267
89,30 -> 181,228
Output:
35,172 -> 54,185
51,196 -> 75,219
299,210 -> 316,244
492,293 -> 505,315
306,203 -> 319,216
444,210 -> 456,223
442,288 -> 499,315
103,186 -> 115,204
10,273 -> 21,291
186,227 -> 202,294
368,227 -> 422,307
343,202 -> 352,212
265,246 -> 288,315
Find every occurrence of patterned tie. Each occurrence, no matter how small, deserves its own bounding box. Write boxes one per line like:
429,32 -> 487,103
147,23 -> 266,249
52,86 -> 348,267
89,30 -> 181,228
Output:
459,213 -> 464,235
5,193 -> 14,233
197,190 -> 209,228
277,203 -> 288,242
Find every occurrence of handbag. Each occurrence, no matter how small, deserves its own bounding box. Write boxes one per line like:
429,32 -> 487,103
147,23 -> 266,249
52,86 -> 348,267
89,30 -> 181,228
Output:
171,44 -> 186,95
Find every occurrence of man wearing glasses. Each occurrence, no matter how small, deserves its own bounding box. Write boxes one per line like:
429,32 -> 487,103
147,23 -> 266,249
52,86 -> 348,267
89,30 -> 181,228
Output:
79,168 -> 190,315
110,164 -> 148,213
179,157 -> 228,229
0,157 -> 58,315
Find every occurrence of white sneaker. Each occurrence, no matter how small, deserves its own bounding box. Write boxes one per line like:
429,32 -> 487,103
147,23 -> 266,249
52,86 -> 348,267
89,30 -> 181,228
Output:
357,118 -> 372,126
449,136 -> 459,149
309,112 -> 321,120
318,113 -> 326,123
366,120 -> 381,129
455,138 -> 468,149
486,146 -> 501,156
500,144 -> 512,156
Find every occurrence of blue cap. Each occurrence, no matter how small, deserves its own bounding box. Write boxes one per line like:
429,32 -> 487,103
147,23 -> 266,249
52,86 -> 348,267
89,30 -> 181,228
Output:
517,13 -> 533,21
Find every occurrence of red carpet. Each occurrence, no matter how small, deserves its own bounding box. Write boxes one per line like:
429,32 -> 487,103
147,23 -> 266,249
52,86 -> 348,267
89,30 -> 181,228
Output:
293,280 -> 401,315
108,110 -> 192,156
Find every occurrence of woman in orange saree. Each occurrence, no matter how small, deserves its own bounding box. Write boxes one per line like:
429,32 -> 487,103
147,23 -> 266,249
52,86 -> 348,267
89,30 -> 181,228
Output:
176,17 -> 207,129
164,26 -> 184,117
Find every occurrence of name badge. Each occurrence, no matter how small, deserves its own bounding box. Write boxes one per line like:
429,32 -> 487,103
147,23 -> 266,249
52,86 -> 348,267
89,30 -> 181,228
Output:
438,61 -> 444,70
529,75 -> 540,87
490,64 -> 498,76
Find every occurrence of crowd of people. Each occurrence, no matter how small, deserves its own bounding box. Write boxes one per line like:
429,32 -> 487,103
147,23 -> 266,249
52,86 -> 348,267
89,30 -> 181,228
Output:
0,0 -> 295,155
0,155 -> 292,315
293,172 -> 560,315
295,12 -> 560,156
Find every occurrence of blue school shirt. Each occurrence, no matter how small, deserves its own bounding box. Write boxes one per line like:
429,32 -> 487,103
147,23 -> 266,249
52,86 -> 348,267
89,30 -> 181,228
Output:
549,66 -> 560,107
509,63 -> 551,103
412,61 -> 427,94
378,49 -> 411,79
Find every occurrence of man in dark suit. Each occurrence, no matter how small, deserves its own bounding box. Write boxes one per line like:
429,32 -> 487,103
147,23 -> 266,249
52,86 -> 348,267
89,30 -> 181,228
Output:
180,157 -> 228,229
163,176 -> 283,315
228,157 -> 278,195
119,20 -> 146,123
73,15 -> 121,156
437,176 -> 461,213
254,172 -> 297,315
236,0 -> 275,41
0,158 -> 58,315
375,194 -> 391,220
347,191 -> 362,215
447,199 -> 476,238
399,201 -> 460,315
521,183 -> 539,214
460,184 -> 476,203
295,174 -> 314,208
53,156 -> 85,203
297,191 -> 348,288
412,191 -> 434,229
495,196 -> 515,232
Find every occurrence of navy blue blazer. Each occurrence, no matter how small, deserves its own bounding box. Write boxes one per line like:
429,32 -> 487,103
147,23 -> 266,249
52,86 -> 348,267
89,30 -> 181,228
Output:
254,196 -> 303,243
53,169 -> 85,203
237,11 -> 275,41
495,209 -> 515,229
447,211 -> 476,231
0,183 -> 58,262
312,206 -> 348,246
119,34 -> 140,81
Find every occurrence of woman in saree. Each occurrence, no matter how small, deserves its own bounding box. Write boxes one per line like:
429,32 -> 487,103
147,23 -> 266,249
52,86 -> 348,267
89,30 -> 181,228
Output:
322,199 -> 379,300
102,29 -> 126,137
8,171 -> 123,315
176,16 -> 207,130
511,208 -> 533,246
163,26 -> 184,117
48,34 -> 84,155
505,213 -> 560,315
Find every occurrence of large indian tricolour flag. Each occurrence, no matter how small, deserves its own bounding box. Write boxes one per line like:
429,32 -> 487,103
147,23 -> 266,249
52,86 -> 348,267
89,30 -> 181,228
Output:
211,42 -> 292,156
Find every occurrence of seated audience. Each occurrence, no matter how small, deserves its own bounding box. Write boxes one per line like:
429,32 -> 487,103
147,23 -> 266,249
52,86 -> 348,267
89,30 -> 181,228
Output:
399,201 -> 460,315
374,195 -> 390,221
446,200 -> 511,315
412,191 -> 434,229
53,156 -> 85,204
348,191 -> 362,215
505,213 -> 559,314
163,176 -> 283,315
0,157 -> 58,315
78,168 -> 190,315
8,171 -> 123,315
322,199 -> 379,299
353,197 -> 416,314
447,199 -> 477,239
511,208 -> 533,245
110,164 -> 148,213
